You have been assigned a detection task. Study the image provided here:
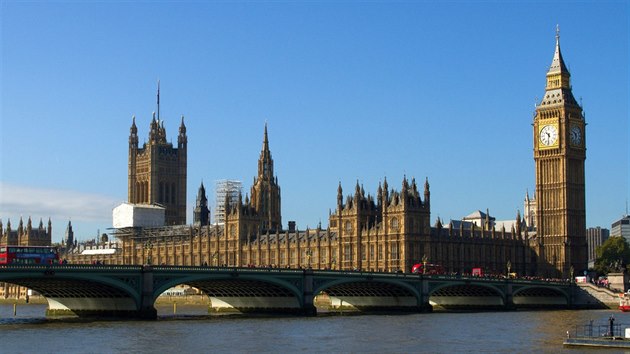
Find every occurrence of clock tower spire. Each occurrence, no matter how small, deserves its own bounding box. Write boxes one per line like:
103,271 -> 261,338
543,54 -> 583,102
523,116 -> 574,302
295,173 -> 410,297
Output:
533,27 -> 586,278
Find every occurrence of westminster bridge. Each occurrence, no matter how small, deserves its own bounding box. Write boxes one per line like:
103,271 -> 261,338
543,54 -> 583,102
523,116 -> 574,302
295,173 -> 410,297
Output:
0,264 -> 578,319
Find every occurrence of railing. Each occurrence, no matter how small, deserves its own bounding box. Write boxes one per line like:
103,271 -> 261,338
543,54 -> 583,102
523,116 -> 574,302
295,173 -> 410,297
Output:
569,321 -> 628,338
0,264 -> 143,271
0,264 -> 571,286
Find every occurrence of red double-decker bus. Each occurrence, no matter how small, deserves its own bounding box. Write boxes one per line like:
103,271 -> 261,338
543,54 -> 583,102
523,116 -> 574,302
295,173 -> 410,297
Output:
411,263 -> 444,274
0,245 -> 59,265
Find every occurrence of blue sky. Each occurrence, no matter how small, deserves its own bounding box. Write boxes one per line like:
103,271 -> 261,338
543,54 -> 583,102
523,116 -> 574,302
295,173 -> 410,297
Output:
1,1 -> 628,243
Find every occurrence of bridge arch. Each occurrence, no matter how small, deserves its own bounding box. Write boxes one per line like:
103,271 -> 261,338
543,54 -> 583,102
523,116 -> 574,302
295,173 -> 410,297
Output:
313,277 -> 422,311
0,265 -> 144,317
152,270 -> 305,314
512,284 -> 570,307
428,281 -> 506,309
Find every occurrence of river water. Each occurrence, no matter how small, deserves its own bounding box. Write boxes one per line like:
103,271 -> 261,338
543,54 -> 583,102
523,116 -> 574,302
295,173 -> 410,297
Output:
0,304 -> 624,353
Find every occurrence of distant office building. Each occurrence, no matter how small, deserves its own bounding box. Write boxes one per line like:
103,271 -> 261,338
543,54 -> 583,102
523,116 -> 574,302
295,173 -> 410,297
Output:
611,215 -> 630,241
586,227 -> 609,268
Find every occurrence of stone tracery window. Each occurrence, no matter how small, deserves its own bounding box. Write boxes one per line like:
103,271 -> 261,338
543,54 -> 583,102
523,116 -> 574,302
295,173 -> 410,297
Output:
391,217 -> 399,231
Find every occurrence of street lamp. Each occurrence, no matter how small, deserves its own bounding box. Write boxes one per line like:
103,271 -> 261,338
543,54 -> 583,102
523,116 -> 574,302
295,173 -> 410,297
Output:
144,240 -> 153,265
506,260 -> 512,278
331,256 -> 337,270
422,254 -> 428,275
306,250 -> 313,269
570,265 -> 575,283
212,252 -> 218,267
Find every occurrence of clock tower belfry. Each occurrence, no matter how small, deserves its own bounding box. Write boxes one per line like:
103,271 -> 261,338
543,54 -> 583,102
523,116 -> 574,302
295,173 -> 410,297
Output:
533,27 -> 587,277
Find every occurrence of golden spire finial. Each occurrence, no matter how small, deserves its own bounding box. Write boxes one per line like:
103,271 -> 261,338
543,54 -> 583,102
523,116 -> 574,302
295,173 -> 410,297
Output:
556,24 -> 560,40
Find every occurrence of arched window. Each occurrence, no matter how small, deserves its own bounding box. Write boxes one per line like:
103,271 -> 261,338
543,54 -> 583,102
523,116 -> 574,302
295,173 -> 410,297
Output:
229,225 -> 236,238
391,217 -> 399,231
344,221 -> 352,233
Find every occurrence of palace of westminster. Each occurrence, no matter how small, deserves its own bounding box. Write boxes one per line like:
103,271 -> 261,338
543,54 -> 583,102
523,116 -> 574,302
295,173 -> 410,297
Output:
1,31 -> 588,281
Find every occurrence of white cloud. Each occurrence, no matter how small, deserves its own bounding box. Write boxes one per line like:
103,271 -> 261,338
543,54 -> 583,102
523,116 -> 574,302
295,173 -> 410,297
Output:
0,182 -> 120,225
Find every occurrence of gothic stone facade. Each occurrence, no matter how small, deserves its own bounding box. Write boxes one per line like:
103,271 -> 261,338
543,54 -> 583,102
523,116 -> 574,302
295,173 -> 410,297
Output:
128,112 -> 187,225
67,31 -> 583,277
0,217 -> 52,299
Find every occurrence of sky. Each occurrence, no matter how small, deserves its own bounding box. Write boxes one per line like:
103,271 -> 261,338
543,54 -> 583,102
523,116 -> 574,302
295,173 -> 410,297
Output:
1,1 -> 628,243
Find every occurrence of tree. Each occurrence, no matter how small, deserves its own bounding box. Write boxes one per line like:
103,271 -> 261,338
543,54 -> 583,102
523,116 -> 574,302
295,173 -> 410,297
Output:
595,236 -> 630,274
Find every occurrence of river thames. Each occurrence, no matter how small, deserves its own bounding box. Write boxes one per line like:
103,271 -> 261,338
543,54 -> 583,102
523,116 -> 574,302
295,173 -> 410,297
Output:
0,304 -> 624,353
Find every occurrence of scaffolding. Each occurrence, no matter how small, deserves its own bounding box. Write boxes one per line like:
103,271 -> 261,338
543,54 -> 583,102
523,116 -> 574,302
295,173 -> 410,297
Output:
214,180 -> 242,225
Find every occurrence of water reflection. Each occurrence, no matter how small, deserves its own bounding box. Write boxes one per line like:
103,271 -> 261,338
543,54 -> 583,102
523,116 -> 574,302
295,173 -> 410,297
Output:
1,304 -> 627,353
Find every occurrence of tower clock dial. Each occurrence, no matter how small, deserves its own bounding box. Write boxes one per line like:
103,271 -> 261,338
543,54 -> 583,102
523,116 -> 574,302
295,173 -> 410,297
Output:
539,125 -> 559,146
570,125 -> 582,146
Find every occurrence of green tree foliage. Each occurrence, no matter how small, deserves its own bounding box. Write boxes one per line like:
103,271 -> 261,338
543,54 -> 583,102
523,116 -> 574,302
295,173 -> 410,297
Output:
595,236 -> 630,274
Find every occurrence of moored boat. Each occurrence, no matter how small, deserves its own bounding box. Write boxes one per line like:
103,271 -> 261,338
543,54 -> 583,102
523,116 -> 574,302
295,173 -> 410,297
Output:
619,294 -> 630,312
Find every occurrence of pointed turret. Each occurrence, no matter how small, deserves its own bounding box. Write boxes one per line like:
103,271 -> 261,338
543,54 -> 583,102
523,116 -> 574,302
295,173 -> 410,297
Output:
178,115 -> 187,149
257,122 -> 274,180
337,182 -> 343,209
65,220 -> 74,249
402,175 -> 409,194
156,79 -> 161,120
382,177 -> 389,203
525,189 -> 530,203
424,177 -> 430,207
194,181 -> 210,226
129,115 -> 138,148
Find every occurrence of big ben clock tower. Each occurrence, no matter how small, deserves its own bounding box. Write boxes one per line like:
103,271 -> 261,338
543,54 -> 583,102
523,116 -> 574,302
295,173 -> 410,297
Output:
533,27 -> 587,278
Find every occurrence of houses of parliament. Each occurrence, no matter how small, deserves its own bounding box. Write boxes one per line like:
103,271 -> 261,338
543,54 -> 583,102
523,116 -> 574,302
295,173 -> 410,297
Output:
61,30 -> 586,278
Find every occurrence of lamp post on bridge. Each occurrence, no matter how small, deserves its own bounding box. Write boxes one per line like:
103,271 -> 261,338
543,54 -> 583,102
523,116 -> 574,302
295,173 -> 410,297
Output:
422,254 -> 428,275
506,260 -> 512,278
331,257 -> 336,271
306,250 -> 312,269
144,240 -> 153,266
212,252 -> 218,267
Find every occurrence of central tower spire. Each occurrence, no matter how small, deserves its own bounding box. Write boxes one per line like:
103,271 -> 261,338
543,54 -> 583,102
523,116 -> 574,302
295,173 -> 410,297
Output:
259,122 -> 273,179
250,122 -> 282,232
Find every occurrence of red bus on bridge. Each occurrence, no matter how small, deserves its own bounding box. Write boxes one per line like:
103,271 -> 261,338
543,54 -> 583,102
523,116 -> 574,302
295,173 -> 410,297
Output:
411,263 -> 444,274
0,245 -> 59,265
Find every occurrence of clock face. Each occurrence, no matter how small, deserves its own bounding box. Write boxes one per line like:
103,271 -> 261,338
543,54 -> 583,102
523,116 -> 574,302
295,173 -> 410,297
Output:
570,125 -> 582,146
539,125 -> 559,146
